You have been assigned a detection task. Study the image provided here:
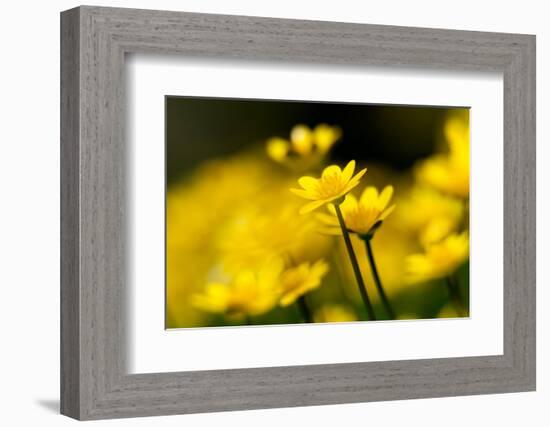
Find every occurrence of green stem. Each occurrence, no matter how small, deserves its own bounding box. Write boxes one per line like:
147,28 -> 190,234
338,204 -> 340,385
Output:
333,203 -> 376,321
364,239 -> 395,320
297,296 -> 313,323
445,275 -> 466,317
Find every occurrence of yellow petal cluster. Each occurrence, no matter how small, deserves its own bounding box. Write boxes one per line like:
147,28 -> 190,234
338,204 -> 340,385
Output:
192,257 -> 331,318
317,185 -> 396,237
395,186 -> 464,246
166,155 -> 274,327
290,160 -> 367,214
405,232 -> 469,283
415,112 -> 469,198
218,201 -> 331,273
278,260 -> 329,306
191,258 -> 284,319
266,124 -> 341,168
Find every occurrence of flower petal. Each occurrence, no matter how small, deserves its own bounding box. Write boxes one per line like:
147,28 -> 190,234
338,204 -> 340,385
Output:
347,168 -> 367,187
311,259 -> 330,277
298,176 -> 319,192
299,200 -> 327,214
290,188 -> 318,200
326,203 -> 337,215
341,160 -> 356,182
342,178 -> 361,195
322,164 -> 342,179
360,186 -> 378,207
340,194 -> 358,212
316,212 -> 339,226
376,185 -> 394,211
317,227 -> 342,236
379,204 -> 396,220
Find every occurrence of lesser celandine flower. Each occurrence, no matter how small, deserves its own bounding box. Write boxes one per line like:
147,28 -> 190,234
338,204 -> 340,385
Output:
335,226 -> 416,308
314,304 -> 357,323
266,124 -> 341,167
278,259 -> 329,307
406,232 -> 469,283
291,160 -> 376,320
419,217 -> 460,247
191,258 -> 284,320
316,185 -> 396,319
312,124 -> 342,152
218,201 -> 332,273
317,186 -> 396,238
166,154 -> 282,328
290,160 -> 367,214
415,113 -> 469,198
406,232 -> 469,316
395,186 -> 464,247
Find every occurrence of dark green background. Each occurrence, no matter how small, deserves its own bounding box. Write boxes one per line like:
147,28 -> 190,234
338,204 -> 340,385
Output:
166,96 -> 466,186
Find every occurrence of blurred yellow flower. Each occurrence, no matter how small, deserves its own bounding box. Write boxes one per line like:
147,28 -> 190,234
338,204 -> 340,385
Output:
415,113 -> 469,198
266,124 -> 341,168
420,217 -> 459,247
312,124 -> 342,152
395,186 -> 464,246
166,154 -> 278,327
218,202 -> 332,273
406,232 -> 469,283
191,258 -> 284,319
290,125 -> 315,155
317,185 -> 396,237
278,259 -> 329,306
266,137 -> 291,162
314,304 -> 357,323
291,160 -> 367,214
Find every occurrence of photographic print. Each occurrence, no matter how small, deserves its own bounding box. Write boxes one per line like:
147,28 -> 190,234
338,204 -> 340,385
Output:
166,97 -> 470,329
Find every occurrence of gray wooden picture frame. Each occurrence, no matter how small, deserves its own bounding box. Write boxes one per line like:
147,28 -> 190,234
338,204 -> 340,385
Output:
60,5 -> 536,421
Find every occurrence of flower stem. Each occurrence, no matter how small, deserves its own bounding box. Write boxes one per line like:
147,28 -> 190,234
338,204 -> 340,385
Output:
364,240 -> 395,320
445,275 -> 466,317
333,203 -> 376,321
297,296 -> 313,323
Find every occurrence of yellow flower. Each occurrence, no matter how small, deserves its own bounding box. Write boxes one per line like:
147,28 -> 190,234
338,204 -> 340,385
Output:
218,200 -> 332,273
290,160 -> 367,214
166,153 -> 278,328
406,232 -> 469,283
415,113 -> 469,198
420,217 -> 459,247
314,304 -> 357,323
290,124 -> 315,155
278,260 -> 329,306
317,185 -> 396,237
191,258 -> 284,319
394,186 -> 464,246
312,124 -> 342,152
266,137 -> 291,162
266,124 -> 341,169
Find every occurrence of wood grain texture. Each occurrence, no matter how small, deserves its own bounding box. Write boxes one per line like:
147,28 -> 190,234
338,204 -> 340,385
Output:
60,5 -> 536,420
60,7 -> 80,419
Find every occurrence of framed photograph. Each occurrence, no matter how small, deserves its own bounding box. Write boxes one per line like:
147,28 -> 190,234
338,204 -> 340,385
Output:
60,6 -> 536,420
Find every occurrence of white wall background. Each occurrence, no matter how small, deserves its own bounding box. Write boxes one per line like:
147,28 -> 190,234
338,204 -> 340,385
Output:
0,0 -> 546,425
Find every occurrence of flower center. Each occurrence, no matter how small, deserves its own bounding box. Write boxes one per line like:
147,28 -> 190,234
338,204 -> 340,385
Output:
318,172 -> 345,198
